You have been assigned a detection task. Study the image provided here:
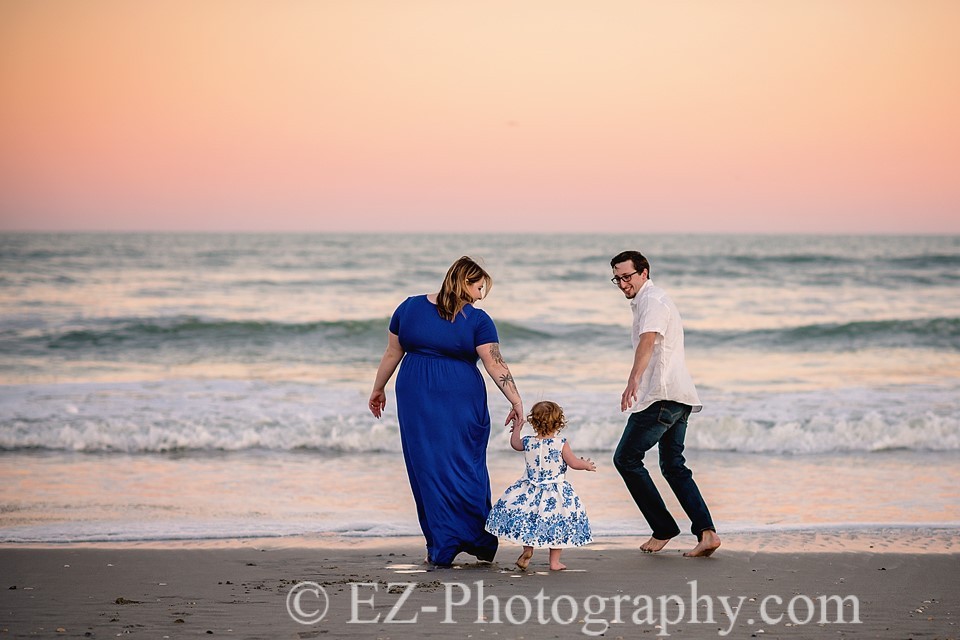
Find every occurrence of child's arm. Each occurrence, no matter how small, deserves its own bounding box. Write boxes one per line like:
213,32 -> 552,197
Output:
562,441 -> 596,471
510,424 -> 525,452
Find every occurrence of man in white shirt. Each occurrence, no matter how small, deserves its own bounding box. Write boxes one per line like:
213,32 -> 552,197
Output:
610,251 -> 720,557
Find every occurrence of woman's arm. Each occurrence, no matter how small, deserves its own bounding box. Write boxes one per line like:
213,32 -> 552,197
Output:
369,332 -> 404,418
476,342 -> 523,428
562,441 -> 596,471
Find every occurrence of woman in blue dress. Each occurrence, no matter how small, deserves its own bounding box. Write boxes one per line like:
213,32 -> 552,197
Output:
369,256 -> 524,566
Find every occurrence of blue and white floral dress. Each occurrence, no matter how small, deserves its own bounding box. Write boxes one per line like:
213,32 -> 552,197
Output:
485,436 -> 592,548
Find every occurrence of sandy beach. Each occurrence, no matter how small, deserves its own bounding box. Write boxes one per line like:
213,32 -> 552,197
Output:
2,533 -> 957,639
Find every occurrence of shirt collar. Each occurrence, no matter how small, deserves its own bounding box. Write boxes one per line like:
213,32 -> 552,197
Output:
629,279 -> 652,307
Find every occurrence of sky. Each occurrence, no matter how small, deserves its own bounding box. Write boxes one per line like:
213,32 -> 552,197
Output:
1,0 -> 958,234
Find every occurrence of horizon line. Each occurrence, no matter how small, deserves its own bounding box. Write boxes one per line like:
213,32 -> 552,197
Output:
3,229 -> 959,237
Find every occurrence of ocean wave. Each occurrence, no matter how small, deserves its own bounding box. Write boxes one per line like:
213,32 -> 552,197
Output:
565,406 -> 960,455
6,314 -> 956,355
889,253 -> 960,268
31,317 -> 392,353
683,412 -> 960,453
54,317 -> 382,341
2,316 -> 561,355
0,380 -> 396,454
1,381 -> 957,454
686,317 -> 960,351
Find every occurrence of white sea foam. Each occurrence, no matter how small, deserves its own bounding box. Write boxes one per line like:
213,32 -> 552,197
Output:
1,380 -> 957,454
0,380 -> 401,453
562,385 -> 960,453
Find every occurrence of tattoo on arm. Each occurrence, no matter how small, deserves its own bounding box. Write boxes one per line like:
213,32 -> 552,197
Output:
497,372 -> 516,392
488,344 -> 517,395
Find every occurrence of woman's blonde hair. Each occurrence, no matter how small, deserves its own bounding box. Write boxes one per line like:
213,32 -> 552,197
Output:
527,401 -> 567,437
436,256 -> 492,322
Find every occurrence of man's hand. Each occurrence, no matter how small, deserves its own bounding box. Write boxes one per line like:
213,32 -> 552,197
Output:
620,380 -> 639,412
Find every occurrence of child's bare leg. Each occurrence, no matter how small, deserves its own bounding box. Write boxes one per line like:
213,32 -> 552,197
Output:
516,546 -> 534,570
548,548 -> 566,571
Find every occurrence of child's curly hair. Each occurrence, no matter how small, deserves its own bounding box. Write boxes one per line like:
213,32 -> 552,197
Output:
527,401 -> 567,437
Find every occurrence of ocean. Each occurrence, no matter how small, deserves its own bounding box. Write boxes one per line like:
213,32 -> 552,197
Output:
1,232 -> 958,545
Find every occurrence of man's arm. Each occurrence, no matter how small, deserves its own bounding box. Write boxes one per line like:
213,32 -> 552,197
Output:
621,331 -> 657,411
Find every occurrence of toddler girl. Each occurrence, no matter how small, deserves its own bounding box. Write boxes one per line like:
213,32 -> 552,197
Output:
485,400 -> 595,571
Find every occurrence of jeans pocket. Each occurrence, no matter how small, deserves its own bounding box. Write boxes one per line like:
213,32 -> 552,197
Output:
656,402 -> 684,427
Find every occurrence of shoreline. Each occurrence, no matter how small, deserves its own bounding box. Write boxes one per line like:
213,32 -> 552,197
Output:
3,524 -> 959,553
2,538 -> 957,639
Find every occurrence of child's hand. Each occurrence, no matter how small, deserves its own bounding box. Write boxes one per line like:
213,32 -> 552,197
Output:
580,457 -> 597,472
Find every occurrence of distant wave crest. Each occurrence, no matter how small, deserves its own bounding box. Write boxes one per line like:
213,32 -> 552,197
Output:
688,316 -> 960,351
6,314 -> 957,354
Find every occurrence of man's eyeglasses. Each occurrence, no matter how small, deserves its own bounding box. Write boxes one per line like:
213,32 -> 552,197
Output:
610,271 -> 639,285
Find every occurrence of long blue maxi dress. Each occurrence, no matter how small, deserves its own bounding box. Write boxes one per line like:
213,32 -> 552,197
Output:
390,295 -> 500,565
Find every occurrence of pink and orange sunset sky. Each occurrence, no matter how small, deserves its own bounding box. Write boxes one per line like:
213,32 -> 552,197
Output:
1,1 -> 958,234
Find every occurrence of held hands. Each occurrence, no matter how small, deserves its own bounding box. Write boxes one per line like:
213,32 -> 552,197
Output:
368,389 -> 387,419
506,402 -> 524,430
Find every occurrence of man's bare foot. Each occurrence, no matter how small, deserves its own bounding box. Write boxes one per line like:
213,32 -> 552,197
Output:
640,536 -> 671,553
684,530 -> 721,557
550,562 -> 567,571
515,549 -> 534,571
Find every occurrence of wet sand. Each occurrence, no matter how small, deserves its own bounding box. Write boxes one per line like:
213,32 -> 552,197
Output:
2,532 -> 958,639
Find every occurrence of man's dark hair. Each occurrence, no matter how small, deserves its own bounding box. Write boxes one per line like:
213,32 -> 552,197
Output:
610,251 -> 651,278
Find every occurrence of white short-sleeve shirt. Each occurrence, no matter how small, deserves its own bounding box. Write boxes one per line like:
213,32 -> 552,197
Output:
627,280 -> 702,413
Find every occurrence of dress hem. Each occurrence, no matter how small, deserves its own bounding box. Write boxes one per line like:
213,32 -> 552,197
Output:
485,530 -> 593,549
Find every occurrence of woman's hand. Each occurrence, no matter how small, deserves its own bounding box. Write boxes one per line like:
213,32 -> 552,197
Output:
370,332 -> 404,419
369,389 -> 387,419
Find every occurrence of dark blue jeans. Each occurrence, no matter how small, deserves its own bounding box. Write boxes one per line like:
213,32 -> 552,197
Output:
613,400 -> 715,540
